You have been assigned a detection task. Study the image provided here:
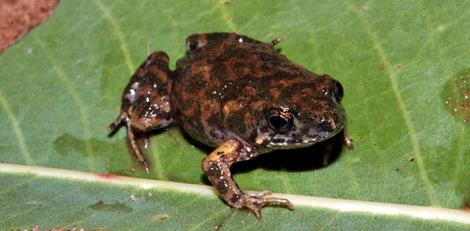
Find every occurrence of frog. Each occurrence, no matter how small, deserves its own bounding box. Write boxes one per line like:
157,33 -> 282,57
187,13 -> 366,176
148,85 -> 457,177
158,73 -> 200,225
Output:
109,32 -> 350,219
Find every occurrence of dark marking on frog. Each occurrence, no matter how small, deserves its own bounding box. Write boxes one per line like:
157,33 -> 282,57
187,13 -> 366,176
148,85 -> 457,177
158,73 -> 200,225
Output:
230,194 -> 242,206
109,32 -> 351,218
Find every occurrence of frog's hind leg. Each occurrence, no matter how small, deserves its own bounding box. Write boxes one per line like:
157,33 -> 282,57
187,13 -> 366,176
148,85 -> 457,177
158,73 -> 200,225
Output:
202,139 -> 293,219
126,125 -> 150,174
108,51 -> 172,174
107,113 -> 150,174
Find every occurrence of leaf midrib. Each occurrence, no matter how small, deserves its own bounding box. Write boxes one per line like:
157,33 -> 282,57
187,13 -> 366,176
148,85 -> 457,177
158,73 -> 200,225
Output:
1,162 -> 468,225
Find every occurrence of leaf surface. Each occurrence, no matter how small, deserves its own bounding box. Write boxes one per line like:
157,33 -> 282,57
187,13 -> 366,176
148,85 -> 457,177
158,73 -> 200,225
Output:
0,0 -> 469,230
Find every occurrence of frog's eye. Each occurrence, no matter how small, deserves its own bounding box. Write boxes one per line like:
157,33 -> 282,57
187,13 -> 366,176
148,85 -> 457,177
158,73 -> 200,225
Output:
332,79 -> 343,101
187,40 -> 199,51
266,108 -> 294,132
186,35 -> 208,52
269,115 -> 289,131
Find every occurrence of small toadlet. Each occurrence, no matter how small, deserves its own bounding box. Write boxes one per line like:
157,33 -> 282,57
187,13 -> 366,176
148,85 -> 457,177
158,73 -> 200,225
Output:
109,32 -> 352,219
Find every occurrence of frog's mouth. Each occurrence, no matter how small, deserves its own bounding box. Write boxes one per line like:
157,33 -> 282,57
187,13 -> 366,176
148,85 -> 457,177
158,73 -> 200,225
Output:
256,118 -> 345,151
275,125 -> 343,146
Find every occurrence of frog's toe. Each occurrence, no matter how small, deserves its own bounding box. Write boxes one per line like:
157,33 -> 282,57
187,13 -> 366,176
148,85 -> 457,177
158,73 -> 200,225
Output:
108,112 -> 127,133
241,192 -> 294,219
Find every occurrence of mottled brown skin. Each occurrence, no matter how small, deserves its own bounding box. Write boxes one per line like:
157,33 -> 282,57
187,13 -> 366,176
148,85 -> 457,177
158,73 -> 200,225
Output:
109,32 -> 349,218
109,52 -> 172,173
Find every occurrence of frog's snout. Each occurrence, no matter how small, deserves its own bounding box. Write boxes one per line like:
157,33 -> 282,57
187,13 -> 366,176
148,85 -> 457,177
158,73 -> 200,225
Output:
314,116 -> 344,139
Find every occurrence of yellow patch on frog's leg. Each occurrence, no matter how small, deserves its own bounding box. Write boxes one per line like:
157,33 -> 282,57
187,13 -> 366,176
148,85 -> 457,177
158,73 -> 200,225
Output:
202,139 -> 294,219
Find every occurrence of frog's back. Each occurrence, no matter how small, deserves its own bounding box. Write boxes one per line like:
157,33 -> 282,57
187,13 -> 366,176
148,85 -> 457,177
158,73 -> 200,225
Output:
171,33 -> 326,147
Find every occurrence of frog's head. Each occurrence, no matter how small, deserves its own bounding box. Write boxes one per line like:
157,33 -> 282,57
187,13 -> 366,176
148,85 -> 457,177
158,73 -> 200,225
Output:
254,75 -> 345,150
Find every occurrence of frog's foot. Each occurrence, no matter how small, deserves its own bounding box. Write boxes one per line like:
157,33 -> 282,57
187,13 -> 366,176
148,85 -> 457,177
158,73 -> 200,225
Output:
344,136 -> 353,149
108,112 -> 127,134
270,38 -> 281,47
202,139 -> 294,219
239,191 -> 294,219
342,129 -> 354,150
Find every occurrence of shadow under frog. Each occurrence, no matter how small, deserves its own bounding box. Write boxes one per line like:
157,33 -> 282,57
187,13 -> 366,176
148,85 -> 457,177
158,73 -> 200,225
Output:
108,32 -> 352,219
189,129 -> 345,186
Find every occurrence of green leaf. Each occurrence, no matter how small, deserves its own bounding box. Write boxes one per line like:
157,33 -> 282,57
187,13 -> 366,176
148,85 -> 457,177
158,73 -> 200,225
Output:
0,164 -> 469,230
0,0 -> 469,230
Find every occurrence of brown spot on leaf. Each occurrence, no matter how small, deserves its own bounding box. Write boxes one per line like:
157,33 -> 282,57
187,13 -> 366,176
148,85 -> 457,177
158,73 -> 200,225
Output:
155,214 -> 169,222
379,63 -> 386,71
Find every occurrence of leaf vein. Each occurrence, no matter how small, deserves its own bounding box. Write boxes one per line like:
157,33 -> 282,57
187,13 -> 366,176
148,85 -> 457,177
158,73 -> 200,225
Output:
92,0 -> 135,74
416,0 -> 468,206
33,35 -> 96,171
214,0 -> 238,32
0,89 -> 33,165
344,0 -> 440,206
280,165 -> 293,194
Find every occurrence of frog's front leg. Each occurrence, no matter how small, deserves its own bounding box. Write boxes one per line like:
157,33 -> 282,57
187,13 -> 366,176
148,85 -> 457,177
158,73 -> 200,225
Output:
202,139 -> 294,219
343,129 -> 354,150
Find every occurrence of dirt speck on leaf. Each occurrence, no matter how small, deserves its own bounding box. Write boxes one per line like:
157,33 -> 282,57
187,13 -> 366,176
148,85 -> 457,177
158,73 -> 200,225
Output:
89,200 -> 133,213
155,214 -> 169,222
